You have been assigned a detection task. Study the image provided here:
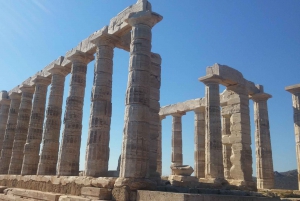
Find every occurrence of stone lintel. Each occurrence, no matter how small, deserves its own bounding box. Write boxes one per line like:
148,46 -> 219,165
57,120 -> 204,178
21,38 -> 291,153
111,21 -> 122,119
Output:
126,11 -> 163,28
66,50 -> 94,64
31,75 -> 51,86
90,26 -> 120,47
48,64 -> 71,76
286,84 -> 300,94
171,111 -> 186,117
159,115 -> 166,121
19,84 -> 35,93
251,92 -> 272,102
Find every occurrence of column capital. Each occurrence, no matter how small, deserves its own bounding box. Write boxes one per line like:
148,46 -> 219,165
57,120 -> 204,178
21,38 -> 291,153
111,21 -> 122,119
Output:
31,75 -> 51,86
48,64 -> 70,76
8,92 -> 21,100
19,84 -> 35,94
171,112 -> 186,117
194,107 -> 205,113
159,115 -> 166,121
286,84 -> 300,95
90,26 -> 119,47
66,50 -> 94,65
199,75 -> 221,85
0,98 -> 10,105
126,10 -> 162,28
251,92 -> 272,102
227,84 -> 246,93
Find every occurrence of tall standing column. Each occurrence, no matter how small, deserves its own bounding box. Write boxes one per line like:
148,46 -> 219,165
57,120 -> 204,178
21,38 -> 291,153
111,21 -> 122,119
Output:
21,76 -> 51,175
199,77 -> 224,181
57,50 -> 94,176
0,91 -> 11,152
286,84 -> 300,190
221,114 -> 232,179
85,30 -> 116,177
194,108 -> 205,178
119,11 -> 162,179
0,92 -> 21,174
148,53 -> 162,178
9,85 -> 35,175
251,88 -> 274,189
37,65 -> 69,175
171,113 -> 185,174
157,116 -> 165,176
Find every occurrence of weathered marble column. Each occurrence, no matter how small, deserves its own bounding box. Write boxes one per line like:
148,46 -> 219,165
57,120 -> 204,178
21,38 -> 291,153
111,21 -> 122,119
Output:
57,50 -> 94,176
286,84 -> 300,190
0,92 -> 21,174
221,114 -> 232,179
157,116 -> 165,176
9,85 -> 35,175
0,91 -> 11,152
21,76 -> 51,175
200,77 -> 224,180
37,65 -> 69,175
194,108 -> 205,178
85,30 -> 116,177
226,85 -> 253,186
251,86 -> 274,189
148,53 -> 162,178
119,11 -> 162,179
171,113 -> 185,173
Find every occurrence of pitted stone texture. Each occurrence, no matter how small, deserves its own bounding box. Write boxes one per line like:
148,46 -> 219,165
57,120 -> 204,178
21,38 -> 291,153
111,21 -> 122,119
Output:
0,95 -> 11,154
21,75 -> 51,175
85,32 -> 115,177
0,92 -> 21,174
252,90 -> 274,189
5,188 -> 61,201
194,109 -> 205,179
119,11 -> 162,179
81,187 -> 112,200
9,85 -> 35,175
38,65 -> 69,175
57,51 -> 94,176
171,113 -> 184,174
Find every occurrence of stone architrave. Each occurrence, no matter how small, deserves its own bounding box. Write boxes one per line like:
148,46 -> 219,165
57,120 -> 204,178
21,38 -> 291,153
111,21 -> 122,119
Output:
0,92 -> 21,174
171,113 -> 185,174
85,30 -> 117,177
119,11 -> 162,178
21,76 -> 51,175
194,108 -> 205,179
221,114 -> 232,180
0,92 -> 11,152
251,87 -> 274,189
285,84 -> 300,190
8,85 -> 35,175
148,53 -> 162,178
157,116 -> 165,176
226,85 -> 253,186
57,50 -> 94,176
37,65 -> 69,175
200,77 -> 224,181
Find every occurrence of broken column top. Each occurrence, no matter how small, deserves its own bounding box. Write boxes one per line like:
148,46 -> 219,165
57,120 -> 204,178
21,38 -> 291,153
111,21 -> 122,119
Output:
285,84 -> 300,94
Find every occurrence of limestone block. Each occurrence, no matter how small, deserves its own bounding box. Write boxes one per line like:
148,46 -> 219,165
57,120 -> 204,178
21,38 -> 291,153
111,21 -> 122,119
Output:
58,195 -> 91,201
171,165 -> 194,176
7,188 -> 61,201
81,187 -> 112,200
91,177 -> 116,189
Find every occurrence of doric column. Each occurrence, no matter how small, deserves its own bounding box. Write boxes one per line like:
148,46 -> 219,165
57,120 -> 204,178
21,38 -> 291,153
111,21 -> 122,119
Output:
37,65 -> 69,175
194,108 -> 205,178
226,84 -> 253,186
171,113 -> 185,173
0,92 -> 21,174
21,76 -> 51,175
119,11 -> 162,179
85,29 -> 116,177
148,53 -> 162,178
9,84 -> 35,175
286,84 -> 300,190
251,87 -> 274,189
200,77 -> 224,180
221,114 -> 232,179
0,91 -> 11,152
57,50 -> 94,176
157,115 -> 165,176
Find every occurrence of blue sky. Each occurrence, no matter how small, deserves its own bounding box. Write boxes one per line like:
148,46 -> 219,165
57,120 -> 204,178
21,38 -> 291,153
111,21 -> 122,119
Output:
0,0 -> 299,176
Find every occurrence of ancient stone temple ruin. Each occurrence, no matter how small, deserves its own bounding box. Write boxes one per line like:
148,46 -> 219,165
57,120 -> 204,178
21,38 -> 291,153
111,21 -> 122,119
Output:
0,0 -> 291,200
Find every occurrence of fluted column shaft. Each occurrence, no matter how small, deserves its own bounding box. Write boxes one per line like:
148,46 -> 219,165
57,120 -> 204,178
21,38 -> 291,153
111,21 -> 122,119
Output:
171,113 -> 184,171
194,108 -> 205,178
37,66 -> 69,175
0,92 -> 21,174
221,114 -> 232,179
119,12 -> 161,178
148,53 -> 162,178
252,92 -> 274,189
21,76 -> 51,175
157,116 -> 165,176
0,96 -> 11,152
9,85 -> 34,175
57,51 -> 94,176
85,35 -> 115,177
